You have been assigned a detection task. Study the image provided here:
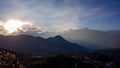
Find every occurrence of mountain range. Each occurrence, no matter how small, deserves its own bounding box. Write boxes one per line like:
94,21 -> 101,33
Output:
36,28 -> 120,49
0,35 -> 89,55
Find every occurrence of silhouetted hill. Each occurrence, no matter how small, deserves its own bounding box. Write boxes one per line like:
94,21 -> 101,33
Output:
0,35 -> 88,55
47,35 -> 89,54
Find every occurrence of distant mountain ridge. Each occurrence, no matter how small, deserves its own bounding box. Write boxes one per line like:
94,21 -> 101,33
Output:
37,28 -> 120,49
0,34 -> 88,55
9,28 -> 120,49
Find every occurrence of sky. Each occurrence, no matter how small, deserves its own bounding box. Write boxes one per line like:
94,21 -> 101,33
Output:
0,0 -> 120,35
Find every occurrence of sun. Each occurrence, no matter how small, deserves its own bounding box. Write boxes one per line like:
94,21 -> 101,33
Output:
3,19 -> 24,33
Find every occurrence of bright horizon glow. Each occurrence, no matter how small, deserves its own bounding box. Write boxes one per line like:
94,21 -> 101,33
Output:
3,19 -> 24,33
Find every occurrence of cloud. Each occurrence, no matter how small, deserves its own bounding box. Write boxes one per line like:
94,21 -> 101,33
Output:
50,22 -> 78,32
1,0 -> 118,33
0,20 -> 48,35
0,21 -> 8,35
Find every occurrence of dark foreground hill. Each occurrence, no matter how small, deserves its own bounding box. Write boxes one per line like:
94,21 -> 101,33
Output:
0,48 -> 118,68
0,35 -> 88,55
24,54 -> 117,68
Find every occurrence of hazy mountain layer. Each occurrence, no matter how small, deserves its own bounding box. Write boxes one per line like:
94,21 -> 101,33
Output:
38,28 -> 120,49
